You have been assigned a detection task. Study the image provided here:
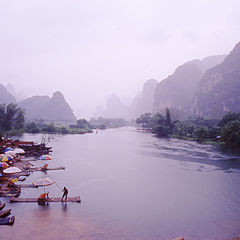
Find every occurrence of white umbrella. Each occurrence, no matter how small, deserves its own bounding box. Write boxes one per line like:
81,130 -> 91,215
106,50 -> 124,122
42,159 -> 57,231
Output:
5,151 -> 16,157
3,167 -> 22,174
32,177 -> 55,187
14,148 -> 25,154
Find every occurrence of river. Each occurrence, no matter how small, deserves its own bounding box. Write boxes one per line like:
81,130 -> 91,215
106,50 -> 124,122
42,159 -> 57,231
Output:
1,127 -> 240,240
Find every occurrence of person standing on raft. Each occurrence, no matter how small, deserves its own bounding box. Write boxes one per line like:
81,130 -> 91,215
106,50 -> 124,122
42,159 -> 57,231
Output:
61,187 -> 68,200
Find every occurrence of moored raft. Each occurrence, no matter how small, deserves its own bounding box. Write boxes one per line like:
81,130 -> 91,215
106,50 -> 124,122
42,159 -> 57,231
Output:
0,209 -> 11,218
10,196 -> 81,203
0,216 -> 15,225
0,203 -> 5,211
15,184 -> 38,188
27,166 -> 65,172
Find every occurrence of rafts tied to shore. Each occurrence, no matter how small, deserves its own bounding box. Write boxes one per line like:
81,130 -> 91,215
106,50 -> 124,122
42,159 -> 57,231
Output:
0,139 -> 81,224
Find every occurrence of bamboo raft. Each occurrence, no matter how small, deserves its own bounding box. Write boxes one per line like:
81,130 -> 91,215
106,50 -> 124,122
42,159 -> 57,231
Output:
15,184 -> 38,188
27,166 -> 65,172
10,196 -> 81,203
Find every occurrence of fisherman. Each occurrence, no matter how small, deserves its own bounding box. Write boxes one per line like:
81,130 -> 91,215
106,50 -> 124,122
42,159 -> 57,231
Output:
61,186 -> 68,200
39,192 -> 49,199
38,192 -> 49,205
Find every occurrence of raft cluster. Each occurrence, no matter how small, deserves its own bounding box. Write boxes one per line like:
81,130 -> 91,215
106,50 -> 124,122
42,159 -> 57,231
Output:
0,139 -> 53,225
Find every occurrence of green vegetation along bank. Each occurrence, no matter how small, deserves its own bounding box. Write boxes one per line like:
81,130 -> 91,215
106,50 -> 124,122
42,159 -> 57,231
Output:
136,109 -> 240,148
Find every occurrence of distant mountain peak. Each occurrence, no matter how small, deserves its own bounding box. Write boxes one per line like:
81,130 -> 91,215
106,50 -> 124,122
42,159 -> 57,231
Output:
19,91 -> 76,123
52,91 -> 64,99
152,54 -> 226,118
0,84 -> 16,104
193,41 -> 240,118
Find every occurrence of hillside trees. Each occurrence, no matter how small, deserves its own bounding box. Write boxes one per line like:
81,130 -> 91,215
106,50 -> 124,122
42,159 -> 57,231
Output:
0,103 -> 25,136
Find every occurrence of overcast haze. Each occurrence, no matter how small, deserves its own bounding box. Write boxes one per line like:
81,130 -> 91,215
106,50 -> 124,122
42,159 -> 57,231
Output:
0,0 -> 240,118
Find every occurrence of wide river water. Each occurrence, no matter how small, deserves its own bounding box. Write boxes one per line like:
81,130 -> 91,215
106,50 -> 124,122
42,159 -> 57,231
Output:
1,127 -> 240,240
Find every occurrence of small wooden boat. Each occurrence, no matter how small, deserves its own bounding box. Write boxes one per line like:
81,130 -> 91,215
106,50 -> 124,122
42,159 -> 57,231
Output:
27,166 -> 65,172
1,192 -> 20,198
18,177 -> 26,181
0,203 -> 5,211
0,216 -> 15,225
15,184 -> 37,188
0,209 -> 11,218
6,172 -> 30,178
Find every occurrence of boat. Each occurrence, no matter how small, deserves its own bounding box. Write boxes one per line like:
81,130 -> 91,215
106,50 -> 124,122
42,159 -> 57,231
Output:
0,209 -> 11,218
27,166 -> 65,172
18,177 -> 26,181
0,203 -> 5,211
1,192 -> 20,198
0,216 -> 15,225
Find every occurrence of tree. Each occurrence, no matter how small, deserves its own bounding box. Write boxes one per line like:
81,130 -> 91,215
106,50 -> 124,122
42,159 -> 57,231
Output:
136,113 -> 152,128
152,124 -> 172,137
0,103 -> 25,135
195,127 -> 207,142
173,121 -> 186,138
218,112 -> 240,127
77,119 -> 91,129
221,120 -> 240,146
25,122 -> 40,133
165,108 -> 172,127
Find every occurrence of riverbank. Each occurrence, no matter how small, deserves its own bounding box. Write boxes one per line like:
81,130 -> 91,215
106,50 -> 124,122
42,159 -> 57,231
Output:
171,134 -> 221,145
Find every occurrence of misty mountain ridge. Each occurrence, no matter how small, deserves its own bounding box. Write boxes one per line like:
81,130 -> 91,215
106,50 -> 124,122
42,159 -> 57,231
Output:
6,83 -> 27,101
0,45 -> 236,123
19,91 -> 77,123
95,93 -> 127,118
153,60 -> 203,114
96,54 -> 227,121
0,84 -> 17,104
0,83 -> 77,124
128,79 -> 158,119
193,41 -> 240,118
152,54 -> 226,118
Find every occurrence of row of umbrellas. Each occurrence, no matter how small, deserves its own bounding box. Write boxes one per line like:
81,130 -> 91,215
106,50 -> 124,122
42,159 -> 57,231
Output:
0,148 -> 54,189
4,147 -> 25,155
0,148 -> 25,164
0,151 -> 52,173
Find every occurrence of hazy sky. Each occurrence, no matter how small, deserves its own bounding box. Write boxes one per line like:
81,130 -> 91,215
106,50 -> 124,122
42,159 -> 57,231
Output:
0,0 -> 240,118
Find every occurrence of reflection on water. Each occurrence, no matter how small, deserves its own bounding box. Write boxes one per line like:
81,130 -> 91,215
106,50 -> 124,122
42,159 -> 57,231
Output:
142,136 -> 240,170
1,128 -> 240,240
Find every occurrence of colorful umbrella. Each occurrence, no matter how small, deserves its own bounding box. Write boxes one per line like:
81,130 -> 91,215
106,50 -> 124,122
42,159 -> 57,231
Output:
3,167 -> 22,174
4,147 -> 14,152
32,177 -> 55,187
0,154 -> 13,162
38,155 -> 52,160
5,151 -> 16,157
0,162 -> 9,169
10,178 -> 18,184
14,148 -> 25,154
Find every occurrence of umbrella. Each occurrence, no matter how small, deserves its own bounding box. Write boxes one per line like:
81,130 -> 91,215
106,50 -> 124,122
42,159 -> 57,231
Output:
32,177 -> 55,187
4,147 -> 14,152
0,154 -> 13,162
38,155 -> 52,160
3,167 -> 22,174
5,151 -> 16,157
14,148 -> 25,154
0,162 -> 9,169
